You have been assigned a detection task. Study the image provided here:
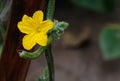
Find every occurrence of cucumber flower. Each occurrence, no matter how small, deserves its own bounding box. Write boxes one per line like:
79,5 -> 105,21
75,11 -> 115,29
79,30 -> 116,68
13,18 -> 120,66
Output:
17,10 -> 54,50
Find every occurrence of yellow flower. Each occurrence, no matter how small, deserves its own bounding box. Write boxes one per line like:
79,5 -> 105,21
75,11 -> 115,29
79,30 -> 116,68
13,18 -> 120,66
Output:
17,10 -> 54,50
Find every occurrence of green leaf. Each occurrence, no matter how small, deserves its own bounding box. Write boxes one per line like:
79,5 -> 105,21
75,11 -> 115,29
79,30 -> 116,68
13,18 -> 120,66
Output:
100,24 -> 120,60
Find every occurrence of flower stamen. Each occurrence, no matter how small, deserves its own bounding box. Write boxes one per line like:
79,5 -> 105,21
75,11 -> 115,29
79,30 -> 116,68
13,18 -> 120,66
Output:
37,27 -> 41,32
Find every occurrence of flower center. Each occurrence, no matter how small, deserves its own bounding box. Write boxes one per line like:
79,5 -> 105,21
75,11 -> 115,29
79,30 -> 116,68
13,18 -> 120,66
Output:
37,27 -> 41,32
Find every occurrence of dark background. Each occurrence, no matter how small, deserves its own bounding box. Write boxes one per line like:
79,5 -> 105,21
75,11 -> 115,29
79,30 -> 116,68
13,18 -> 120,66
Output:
26,0 -> 120,81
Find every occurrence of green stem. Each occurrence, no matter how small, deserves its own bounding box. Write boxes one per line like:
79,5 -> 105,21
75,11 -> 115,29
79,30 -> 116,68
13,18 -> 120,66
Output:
18,35 -> 53,60
18,46 -> 46,60
45,45 -> 54,81
46,0 -> 55,19
45,0 -> 55,81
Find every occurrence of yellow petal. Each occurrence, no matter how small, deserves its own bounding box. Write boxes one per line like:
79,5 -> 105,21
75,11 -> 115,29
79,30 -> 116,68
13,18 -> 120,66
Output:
22,33 -> 36,50
18,22 -> 35,34
40,20 -> 54,33
22,15 -> 35,26
18,15 -> 36,34
35,32 -> 48,46
32,10 -> 43,25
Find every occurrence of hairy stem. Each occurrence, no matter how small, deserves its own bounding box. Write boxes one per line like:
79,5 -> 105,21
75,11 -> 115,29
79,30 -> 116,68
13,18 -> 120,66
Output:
46,0 -> 55,19
45,0 -> 55,81
45,45 -> 54,81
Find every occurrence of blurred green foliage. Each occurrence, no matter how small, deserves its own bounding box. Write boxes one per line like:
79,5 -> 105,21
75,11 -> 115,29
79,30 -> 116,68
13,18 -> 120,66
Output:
0,0 -> 3,55
100,24 -> 120,60
0,0 -> 2,12
0,24 -> 4,55
71,0 -> 118,13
